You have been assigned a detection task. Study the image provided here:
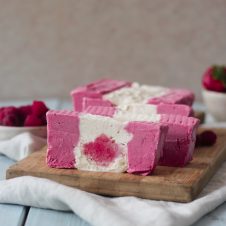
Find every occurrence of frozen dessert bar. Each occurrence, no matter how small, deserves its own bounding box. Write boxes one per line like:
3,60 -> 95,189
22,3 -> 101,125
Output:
46,110 -> 168,175
71,79 -> 195,112
85,105 -> 200,167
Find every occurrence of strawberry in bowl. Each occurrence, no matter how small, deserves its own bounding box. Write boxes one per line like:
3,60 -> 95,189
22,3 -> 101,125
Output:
202,65 -> 226,121
202,65 -> 226,92
0,101 -> 49,140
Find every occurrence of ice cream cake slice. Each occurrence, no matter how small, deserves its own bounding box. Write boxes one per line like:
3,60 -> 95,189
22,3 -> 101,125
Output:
85,105 -> 200,167
46,110 -> 168,175
71,79 -> 195,112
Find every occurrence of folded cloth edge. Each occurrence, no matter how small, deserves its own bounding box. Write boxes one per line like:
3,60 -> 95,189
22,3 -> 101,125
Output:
1,175 -> 226,226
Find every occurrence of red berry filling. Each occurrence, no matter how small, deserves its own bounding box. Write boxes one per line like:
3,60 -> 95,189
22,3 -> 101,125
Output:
83,134 -> 119,166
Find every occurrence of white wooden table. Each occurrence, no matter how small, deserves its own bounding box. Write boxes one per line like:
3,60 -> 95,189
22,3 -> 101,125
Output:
0,99 -> 226,226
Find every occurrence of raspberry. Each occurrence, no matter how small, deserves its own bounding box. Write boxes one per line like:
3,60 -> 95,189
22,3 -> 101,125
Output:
3,106 -> 18,115
0,108 -> 5,123
2,113 -> 20,126
18,105 -> 32,121
0,101 -> 49,127
24,114 -> 44,127
40,114 -> 47,125
196,130 -> 217,147
32,101 -> 49,117
0,107 -> 21,126
200,130 -> 217,146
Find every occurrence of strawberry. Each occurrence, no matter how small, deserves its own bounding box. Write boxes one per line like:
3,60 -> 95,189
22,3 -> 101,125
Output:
202,65 -> 226,92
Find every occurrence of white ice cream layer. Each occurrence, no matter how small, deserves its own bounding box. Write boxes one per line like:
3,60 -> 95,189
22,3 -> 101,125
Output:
103,82 -> 169,105
74,114 -> 132,172
114,104 -> 161,123
118,104 -> 158,116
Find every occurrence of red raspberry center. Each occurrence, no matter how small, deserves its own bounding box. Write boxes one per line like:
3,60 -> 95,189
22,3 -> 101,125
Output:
83,134 -> 119,166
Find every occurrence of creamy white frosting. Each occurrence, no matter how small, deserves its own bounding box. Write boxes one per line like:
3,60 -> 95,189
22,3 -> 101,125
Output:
103,82 -> 169,105
74,114 -> 132,172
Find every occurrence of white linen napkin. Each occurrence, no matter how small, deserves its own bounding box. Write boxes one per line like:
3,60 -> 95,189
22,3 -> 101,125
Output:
0,132 -> 46,161
0,123 -> 226,226
1,160 -> 226,226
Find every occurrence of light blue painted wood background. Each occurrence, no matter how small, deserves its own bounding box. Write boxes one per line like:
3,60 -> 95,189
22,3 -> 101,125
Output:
0,99 -> 225,226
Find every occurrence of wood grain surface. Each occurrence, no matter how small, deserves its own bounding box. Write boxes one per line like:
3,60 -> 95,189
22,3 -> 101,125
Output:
6,128 -> 226,203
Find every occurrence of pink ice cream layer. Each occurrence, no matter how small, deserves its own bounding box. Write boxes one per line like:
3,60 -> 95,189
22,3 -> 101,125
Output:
83,99 -> 193,117
70,79 -> 132,112
46,109 -> 168,175
85,106 -> 200,167
148,89 -> 194,106
46,110 -> 79,168
125,121 -> 168,175
71,79 -> 195,112
159,114 -> 199,167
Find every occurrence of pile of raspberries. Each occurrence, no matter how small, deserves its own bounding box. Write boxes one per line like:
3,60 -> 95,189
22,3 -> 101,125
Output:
0,101 -> 49,127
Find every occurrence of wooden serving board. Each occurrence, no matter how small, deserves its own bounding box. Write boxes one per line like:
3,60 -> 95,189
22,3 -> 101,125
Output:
6,128 -> 226,203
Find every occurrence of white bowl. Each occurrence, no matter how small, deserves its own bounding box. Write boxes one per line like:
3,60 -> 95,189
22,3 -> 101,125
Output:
0,125 -> 47,141
202,89 -> 226,121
